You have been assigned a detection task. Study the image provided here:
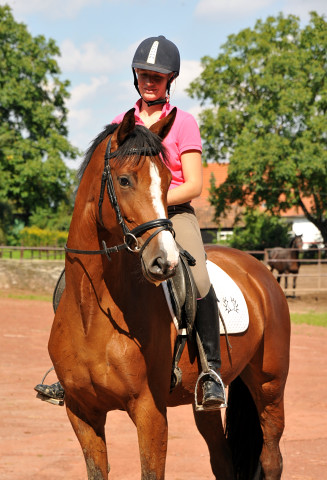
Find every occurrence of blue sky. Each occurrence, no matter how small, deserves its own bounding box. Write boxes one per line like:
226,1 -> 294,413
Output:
1,0 -> 326,168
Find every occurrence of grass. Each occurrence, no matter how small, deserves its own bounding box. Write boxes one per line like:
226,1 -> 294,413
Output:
290,312 -> 327,328
0,291 -> 52,302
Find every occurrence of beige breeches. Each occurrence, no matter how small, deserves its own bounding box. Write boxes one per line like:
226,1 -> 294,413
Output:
168,205 -> 211,299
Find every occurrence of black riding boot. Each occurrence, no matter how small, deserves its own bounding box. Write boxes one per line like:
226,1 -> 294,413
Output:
195,285 -> 225,410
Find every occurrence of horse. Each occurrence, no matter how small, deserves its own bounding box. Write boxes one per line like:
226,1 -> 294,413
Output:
48,108 -> 290,480
267,234 -> 303,298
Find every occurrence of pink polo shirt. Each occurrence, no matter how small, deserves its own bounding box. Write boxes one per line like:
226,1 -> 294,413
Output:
112,99 -> 202,189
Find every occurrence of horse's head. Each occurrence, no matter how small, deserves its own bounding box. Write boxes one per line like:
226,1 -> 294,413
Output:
99,108 -> 179,284
290,234 -> 303,250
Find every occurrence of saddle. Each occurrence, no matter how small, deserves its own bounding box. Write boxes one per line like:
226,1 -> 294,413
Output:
165,249 -> 198,390
52,248 -> 198,391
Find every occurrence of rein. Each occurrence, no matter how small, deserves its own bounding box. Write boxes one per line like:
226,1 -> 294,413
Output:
65,135 -> 174,261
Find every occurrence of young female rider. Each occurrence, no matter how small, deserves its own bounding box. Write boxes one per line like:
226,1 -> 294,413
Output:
35,36 -> 225,410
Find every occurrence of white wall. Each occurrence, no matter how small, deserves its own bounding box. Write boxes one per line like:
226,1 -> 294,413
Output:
290,217 -> 324,248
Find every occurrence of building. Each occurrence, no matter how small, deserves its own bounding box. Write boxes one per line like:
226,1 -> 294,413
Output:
191,163 -> 324,247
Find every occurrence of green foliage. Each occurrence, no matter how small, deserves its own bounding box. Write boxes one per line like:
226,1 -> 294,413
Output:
5,218 -> 25,246
0,5 -> 79,231
20,226 -> 68,247
188,12 -> 327,243
0,227 -> 5,244
227,210 -> 291,250
29,202 -> 73,231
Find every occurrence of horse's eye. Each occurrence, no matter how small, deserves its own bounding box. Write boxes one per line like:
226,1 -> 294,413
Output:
118,176 -> 131,187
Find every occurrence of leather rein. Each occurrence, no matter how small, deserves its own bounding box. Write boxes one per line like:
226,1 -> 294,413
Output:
65,135 -> 174,261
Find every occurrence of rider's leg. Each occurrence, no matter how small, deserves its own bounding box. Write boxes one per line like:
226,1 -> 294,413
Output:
169,205 -> 224,409
195,285 -> 225,408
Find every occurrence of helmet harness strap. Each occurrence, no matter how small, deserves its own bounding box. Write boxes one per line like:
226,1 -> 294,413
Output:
132,68 -> 174,107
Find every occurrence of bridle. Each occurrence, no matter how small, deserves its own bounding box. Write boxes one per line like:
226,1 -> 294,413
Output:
65,135 -> 175,261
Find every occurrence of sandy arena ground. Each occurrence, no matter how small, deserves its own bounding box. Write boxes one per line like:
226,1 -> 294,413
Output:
0,294 -> 326,479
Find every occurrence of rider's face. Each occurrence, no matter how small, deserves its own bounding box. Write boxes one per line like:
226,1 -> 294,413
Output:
136,69 -> 172,102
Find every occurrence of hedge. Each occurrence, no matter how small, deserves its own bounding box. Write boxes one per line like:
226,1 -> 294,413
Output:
20,226 -> 68,247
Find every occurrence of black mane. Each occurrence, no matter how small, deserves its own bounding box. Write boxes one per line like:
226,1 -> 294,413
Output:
77,123 -> 168,184
77,123 -> 118,183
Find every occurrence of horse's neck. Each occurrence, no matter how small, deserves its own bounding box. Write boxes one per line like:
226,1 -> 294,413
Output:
289,240 -> 299,257
66,188 -> 127,296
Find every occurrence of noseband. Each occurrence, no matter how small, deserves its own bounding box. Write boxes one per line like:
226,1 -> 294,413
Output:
65,135 -> 174,261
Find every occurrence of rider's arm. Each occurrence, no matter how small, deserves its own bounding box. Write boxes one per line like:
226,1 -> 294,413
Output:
167,150 -> 203,206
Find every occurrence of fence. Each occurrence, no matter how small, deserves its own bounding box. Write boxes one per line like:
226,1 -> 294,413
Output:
263,247 -> 327,295
0,246 -> 65,260
1,245 -> 327,295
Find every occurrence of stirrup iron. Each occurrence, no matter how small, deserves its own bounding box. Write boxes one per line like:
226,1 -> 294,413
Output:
35,366 -> 64,406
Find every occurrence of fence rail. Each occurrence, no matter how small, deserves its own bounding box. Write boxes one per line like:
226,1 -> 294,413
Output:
1,246 -> 327,294
0,246 -> 65,260
263,247 -> 327,295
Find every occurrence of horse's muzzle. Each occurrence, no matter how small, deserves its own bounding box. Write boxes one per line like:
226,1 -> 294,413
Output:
141,244 -> 178,284
146,256 -> 177,283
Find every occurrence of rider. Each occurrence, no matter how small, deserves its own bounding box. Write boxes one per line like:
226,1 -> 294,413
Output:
35,35 -> 225,410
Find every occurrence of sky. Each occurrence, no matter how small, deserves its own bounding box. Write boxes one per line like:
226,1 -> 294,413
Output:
1,0 -> 326,168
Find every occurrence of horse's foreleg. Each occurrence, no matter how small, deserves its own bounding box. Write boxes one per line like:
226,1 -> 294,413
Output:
293,274 -> 297,298
66,400 -> 109,480
129,395 -> 168,480
193,406 -> 234,479
284,274 -> 288,291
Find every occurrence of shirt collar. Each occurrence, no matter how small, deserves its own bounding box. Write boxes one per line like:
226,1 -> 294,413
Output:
134,99 -> 173,122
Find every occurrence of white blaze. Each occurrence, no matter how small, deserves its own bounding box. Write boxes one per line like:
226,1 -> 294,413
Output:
149,162 -> 179,266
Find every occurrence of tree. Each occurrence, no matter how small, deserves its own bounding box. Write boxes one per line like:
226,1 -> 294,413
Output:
0,5 -> 79,233
188,12 -> 327,244
227,209 -> 291,252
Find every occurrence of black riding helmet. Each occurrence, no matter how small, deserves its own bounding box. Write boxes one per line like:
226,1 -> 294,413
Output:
132,35 -> 180,106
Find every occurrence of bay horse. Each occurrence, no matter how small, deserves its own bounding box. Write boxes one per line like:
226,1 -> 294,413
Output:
48,108 -> 290,480
267,234 -> 303,297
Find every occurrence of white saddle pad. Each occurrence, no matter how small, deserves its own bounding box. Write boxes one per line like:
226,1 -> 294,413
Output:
162,260 -> 249,335
207,260 -> 249,334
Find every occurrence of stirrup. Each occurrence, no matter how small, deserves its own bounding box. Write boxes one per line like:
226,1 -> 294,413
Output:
35,392 -> 64,406
194,369 -> 227,411
34,367 -> 64,406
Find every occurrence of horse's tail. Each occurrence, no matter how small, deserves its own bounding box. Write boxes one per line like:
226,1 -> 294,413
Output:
225,376 -> 263,480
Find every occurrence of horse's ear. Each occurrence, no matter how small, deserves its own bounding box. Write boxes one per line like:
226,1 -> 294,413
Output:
149,107 -> 177,140
114,108 -> 136,147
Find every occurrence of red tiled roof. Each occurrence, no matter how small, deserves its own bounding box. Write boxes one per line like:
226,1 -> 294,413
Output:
192,163 -> 234,229
192,163 -> 308,229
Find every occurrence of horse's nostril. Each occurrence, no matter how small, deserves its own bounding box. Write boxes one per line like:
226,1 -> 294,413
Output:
150,257 -> 175,278
153,257 -> 165,273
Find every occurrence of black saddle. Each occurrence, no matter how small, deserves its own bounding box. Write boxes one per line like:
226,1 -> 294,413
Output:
53,268 -> 65,313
